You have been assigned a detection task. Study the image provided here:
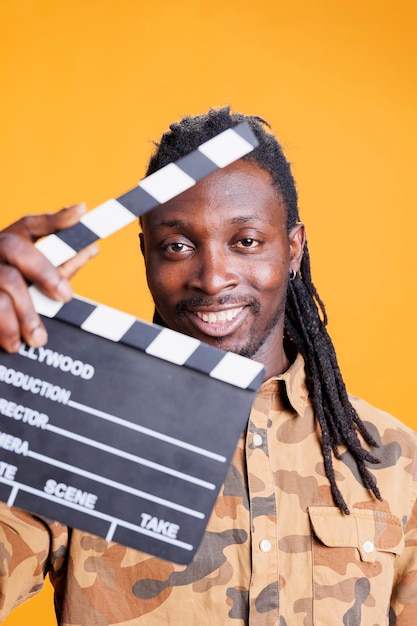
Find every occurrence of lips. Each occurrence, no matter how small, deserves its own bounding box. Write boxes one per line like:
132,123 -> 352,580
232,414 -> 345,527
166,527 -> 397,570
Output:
183,305 -> 247,339
194,307 -> 243,324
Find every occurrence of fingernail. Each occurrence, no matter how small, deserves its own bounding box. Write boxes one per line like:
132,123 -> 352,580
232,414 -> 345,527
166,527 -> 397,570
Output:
9,339 -> 23,354
65,202 -> 86,216
75,202 -> 87,215
88,244 -> 99,258
30,325 -> 48,347
56,279 -> 73,301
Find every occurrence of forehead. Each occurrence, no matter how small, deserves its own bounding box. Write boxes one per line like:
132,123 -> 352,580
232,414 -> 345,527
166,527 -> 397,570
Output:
142,159 -> 286,231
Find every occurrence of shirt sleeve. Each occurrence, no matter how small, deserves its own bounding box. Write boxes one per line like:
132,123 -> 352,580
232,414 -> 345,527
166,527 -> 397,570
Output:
391,453 -> 417,623
0,501 -> 68,620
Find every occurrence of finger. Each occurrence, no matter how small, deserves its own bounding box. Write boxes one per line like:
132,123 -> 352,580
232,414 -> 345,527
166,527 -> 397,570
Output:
58,242 -> 100,281
0,204 -> 90,302
4,203 -> 87,241
0,204 -> 92,353
0,268 -> 48,352
0,232 -> 73,301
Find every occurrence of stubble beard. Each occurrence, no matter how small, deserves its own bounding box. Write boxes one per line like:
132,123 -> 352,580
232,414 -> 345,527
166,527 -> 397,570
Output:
173,294 -> 285,360
232,301 -> 285,359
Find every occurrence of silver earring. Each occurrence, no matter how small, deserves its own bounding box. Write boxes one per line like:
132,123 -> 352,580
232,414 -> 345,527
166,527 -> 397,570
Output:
289,268 -> 297,281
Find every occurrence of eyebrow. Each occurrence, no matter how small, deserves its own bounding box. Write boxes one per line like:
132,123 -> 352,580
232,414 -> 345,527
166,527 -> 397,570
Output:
152,219 -> 187,230
153,214 -> 274,230
229,214 -> 274,226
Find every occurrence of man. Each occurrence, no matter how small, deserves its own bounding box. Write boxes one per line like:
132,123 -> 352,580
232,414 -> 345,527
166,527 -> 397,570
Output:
0,107 -> 416,624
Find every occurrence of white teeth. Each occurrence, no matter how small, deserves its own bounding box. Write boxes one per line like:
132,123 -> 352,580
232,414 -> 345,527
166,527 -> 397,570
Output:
195,308 -> 242,324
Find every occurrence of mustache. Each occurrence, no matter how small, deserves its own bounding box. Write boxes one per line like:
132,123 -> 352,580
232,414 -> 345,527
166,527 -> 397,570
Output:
175,294 -> 261,317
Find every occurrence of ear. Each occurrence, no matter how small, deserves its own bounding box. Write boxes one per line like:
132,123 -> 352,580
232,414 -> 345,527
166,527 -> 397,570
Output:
288,222 -> 305,271
139,232 -> 145,258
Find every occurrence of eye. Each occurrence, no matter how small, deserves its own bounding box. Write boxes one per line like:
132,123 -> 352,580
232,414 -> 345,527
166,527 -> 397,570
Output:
167,242 -> 190,252
234,237 -> 260,249
161,239 -> 194,256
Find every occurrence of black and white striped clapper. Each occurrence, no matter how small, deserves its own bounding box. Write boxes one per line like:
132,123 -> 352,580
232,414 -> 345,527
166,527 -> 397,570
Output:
0,123 -> 265,564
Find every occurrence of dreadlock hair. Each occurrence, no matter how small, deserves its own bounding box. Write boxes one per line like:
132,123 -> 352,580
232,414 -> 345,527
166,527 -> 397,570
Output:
145,106 -> 381,514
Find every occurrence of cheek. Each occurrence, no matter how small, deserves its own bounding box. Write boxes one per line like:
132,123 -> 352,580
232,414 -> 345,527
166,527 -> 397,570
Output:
146,263 -> 184,302
250,258 -> 289,293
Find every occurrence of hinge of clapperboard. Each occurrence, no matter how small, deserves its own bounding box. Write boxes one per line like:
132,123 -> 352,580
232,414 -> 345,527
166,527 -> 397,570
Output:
31,122 -> 265,391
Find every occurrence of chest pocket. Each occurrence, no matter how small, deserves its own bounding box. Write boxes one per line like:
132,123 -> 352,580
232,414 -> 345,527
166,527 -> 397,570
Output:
308,506 -> 404,625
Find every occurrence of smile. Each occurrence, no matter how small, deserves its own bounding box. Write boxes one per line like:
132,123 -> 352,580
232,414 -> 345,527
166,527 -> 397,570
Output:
194,307 -> 243,324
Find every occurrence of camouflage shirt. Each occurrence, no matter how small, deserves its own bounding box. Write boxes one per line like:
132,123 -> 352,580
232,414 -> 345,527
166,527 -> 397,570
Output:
1,354 -> 416,625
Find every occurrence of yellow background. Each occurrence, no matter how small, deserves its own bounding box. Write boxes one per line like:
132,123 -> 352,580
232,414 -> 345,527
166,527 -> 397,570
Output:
1,0 -> 416,623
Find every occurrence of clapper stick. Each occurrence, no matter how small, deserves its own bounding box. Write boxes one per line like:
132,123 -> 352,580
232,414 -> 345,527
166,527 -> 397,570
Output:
36,122 -> 258,266
0,123 -> 265,564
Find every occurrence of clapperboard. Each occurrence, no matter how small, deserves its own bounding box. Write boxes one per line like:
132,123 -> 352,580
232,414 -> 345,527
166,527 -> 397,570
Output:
0,124 -> 265,564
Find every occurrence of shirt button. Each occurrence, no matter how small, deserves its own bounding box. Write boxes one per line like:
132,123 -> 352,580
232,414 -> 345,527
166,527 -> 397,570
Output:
362,541 -> 375,553
259,539 -> 272,552
253,433 -> 263,447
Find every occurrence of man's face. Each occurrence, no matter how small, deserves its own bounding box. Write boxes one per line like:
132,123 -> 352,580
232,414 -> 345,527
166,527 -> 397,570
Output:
140,160 -> 304,378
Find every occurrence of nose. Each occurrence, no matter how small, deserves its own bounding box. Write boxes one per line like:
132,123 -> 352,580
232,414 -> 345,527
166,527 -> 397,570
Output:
186,247 -> 239,295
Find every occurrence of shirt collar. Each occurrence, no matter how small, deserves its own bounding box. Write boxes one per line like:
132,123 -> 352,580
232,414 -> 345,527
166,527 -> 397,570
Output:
261,353 -> 309,417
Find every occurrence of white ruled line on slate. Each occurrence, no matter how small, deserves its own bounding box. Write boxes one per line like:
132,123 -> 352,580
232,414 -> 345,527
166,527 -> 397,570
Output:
45,422 -> 216,490
24,450 -> 205,519
67,398 -> 227,462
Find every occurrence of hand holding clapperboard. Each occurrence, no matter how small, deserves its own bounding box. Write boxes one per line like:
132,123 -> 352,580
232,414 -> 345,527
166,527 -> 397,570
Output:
0,124 -> 265,564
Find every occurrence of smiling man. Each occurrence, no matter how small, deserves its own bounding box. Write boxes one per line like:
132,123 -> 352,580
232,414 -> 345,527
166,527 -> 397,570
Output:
0,107 -> 416,625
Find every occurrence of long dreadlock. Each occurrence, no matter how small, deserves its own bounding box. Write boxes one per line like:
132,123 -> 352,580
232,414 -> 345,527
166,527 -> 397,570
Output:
145,106 -> 381,514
